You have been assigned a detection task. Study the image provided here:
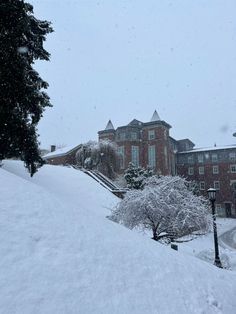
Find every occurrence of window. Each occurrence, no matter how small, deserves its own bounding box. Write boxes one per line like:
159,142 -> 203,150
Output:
119,132 -> 126,140
188,167 -> 194,175
212,153 -> 218,162
230,164 -> 236,173
198,154 -> 204,163
213,165 -> 219,174
199,166 -> 204,175
117,146 -> 125,169
148,130 -> 155,140
205,153 -> 210,160
130,132 -> 138,140
231,181 -> 236,190
188,155 -> 194,164
229,152 -> 236,161
148,145 -> 156,168
131,146 -> 139,166
164,146 -> 168,168
199,181 -> 205,190
164,129 -> 168,139
214,181 -> 220,190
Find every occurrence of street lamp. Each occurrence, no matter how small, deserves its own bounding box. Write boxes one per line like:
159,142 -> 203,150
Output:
207,188 -> 223,268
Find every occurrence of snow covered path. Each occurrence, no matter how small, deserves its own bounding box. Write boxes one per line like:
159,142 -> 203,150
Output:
1,161 -> 236,314
219,226 -> 236,250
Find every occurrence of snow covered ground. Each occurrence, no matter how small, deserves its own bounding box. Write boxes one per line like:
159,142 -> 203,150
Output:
1,160 -> 236,314
173,219 -> 236,271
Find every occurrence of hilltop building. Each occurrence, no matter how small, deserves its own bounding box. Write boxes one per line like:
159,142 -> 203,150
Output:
98,110 -> 236,217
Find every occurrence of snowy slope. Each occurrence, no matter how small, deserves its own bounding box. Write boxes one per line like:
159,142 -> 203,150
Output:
1,161 -> 236,314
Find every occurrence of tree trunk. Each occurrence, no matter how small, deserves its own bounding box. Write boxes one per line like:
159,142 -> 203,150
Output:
152,228 -> 158,241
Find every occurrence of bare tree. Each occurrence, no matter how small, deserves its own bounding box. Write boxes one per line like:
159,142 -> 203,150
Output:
110,176 -> 211,241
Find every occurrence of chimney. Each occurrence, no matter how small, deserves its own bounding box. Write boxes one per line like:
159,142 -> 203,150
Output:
51,145 -> 56,152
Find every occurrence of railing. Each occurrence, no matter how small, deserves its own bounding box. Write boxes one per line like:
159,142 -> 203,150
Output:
73,166 -> 128,199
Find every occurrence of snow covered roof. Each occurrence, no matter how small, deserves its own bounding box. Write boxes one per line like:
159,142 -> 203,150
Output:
150,110 -> 161,122
105,120 -> 115,130
178,144 -> 236,154
43,144 -> 82,159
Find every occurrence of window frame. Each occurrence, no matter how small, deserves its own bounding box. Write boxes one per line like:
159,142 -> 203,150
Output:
211,153 -> 218,162
212,165 -> 219,174
229,152 -> 236,161
214,181 -> 220,190
199,166 -> 204,175
199,181 -> 205,190
131,145 -> 139,166
187,155 -> 194,164
148,130 -> 155,140
230,164 -> 236,173
117,146 -> 125,169
198,154 -> 204,163
148,145 -> 156,168
130,132 -> 138,140
188,167 -> 194,175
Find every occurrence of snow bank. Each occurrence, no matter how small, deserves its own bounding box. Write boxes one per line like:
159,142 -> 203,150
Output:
1,161 -> 236,314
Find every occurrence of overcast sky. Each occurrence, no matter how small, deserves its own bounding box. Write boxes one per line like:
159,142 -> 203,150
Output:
31,0 -> 236,149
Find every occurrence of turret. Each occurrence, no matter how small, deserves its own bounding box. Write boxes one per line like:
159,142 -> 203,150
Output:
98,120 -> 116,141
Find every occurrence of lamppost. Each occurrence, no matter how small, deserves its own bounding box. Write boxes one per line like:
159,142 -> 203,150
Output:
207,188 -> 223,268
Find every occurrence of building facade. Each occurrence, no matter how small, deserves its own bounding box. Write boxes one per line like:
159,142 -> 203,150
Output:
98,110 -> 236,217
98,111 -> 176,175
177,146 -> 236,217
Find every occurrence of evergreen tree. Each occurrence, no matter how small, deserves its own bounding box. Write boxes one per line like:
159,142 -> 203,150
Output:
0,0 -> 53,176
124,162 -> 153,189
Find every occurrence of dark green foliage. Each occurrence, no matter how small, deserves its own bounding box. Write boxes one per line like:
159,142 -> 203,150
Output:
0,0 -> 53,176
124,162 -> 153,189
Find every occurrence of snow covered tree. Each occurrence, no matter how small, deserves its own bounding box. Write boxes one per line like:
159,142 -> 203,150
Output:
0,0 -> 53,176
76,140 -> 120,179
124,162 -> 153,189
110,176 -> 211,241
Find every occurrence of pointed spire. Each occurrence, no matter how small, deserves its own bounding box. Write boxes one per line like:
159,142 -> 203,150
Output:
105,120 -> 114,130
150,110 -> 161,122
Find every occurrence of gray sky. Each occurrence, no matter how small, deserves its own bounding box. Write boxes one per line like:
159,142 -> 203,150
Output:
31,0 -> 236,149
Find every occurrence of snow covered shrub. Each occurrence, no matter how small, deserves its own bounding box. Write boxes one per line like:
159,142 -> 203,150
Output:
76,140 -> 120,179
110,175 -> 211,241
124,162 -> 153,189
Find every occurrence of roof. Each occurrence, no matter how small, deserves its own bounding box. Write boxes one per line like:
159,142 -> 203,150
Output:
128,119 -> 143,126
43,144 -> 82,159
105,120 -> 115,130
150,110 -> 161,122
178,144 -> 236,154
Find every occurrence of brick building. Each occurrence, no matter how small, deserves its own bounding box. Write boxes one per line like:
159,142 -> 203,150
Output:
177,146 -> 236,217
43,144 -> 82,165
98,111 -> 176,175
98,110 -> 236,217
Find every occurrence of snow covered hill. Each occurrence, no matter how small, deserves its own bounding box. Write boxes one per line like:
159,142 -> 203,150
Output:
1,161 -> 236,314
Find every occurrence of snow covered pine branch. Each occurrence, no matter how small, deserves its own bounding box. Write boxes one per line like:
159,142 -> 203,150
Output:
109,175 -> 211,241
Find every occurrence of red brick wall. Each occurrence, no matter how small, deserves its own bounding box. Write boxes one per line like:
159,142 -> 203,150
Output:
99,124 -> 173,175
177,162 -> 236,216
